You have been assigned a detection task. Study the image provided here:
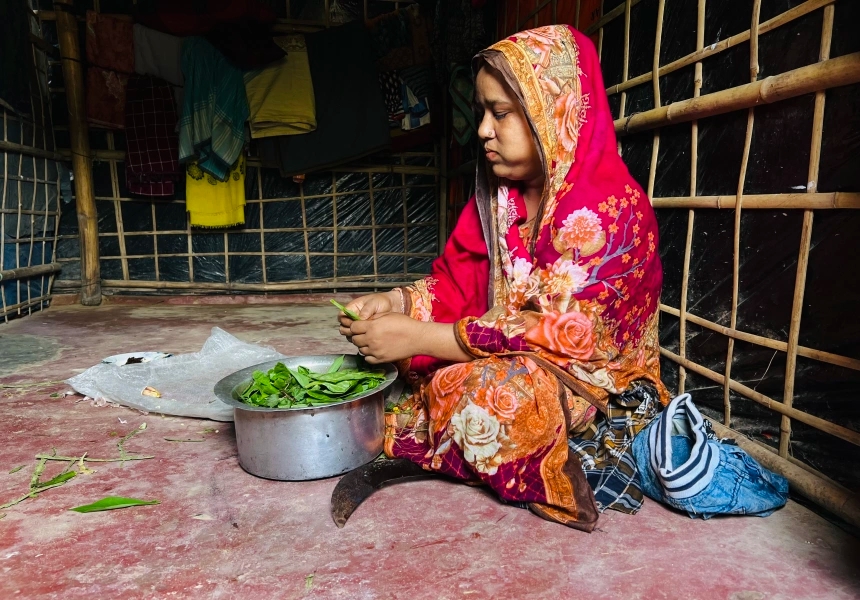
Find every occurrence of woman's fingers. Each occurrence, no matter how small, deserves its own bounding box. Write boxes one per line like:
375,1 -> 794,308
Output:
361,353 -> 380,364
348,320 -> 369,334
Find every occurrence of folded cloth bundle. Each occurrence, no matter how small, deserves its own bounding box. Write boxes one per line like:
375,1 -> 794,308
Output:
632,394 -> 789,519
244,35 -> 316,139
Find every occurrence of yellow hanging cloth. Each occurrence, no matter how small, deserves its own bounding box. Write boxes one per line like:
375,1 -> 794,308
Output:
185,155 -> 246,228
244,35 -> 316,139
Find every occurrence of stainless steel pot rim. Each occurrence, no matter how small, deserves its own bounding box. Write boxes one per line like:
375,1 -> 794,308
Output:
213,354 -> 398,413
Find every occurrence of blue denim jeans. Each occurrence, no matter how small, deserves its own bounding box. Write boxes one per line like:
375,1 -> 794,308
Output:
632,394 -> 789,519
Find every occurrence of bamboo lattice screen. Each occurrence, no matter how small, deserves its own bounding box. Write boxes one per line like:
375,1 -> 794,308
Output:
0,1 -> 62,323
51,153 -> 441,294
496,0 -> 860,525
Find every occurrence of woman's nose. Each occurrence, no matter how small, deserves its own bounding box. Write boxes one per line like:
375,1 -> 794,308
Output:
477,112 -> 494,141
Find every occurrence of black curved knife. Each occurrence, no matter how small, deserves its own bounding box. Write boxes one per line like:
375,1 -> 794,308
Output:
330,458 -> 439,528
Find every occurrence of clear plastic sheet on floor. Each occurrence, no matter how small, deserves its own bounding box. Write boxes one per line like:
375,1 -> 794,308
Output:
66,327 -> 285,421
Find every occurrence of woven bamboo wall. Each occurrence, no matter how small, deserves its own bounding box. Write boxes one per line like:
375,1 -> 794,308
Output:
495,0 -> 860,522
51,154 -> 440,294
0,1 -> 62,323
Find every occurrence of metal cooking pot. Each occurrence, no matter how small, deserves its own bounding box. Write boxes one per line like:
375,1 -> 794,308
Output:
214,355 -> 397,481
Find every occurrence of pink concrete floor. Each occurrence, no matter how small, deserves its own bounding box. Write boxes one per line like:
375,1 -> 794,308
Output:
1,297 -> 858,600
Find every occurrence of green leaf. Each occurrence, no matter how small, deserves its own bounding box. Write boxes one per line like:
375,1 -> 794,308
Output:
327,355 -> 345,374
8,465 -> 25,474
288,367 -> 313,389
34,471 -> 76,489
330,299 -> 361,321
69,496 -> 160,513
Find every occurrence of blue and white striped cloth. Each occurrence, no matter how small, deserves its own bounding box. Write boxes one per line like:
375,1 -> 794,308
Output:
648,393 -> 721,500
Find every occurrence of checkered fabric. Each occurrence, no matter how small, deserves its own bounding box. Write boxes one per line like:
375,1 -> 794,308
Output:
125,75 -> 181,197
569,382 -> 661,514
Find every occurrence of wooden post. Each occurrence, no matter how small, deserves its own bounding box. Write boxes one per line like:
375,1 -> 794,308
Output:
54,0 -> 101,305
780,4 -> 836,458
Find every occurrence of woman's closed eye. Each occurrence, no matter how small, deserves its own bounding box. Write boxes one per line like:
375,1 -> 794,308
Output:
494,111 -> 509,120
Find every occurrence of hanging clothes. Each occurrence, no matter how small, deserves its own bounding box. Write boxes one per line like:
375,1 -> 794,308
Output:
400,83 -> 430,131
85,11 -> 134,129
178,37 -> 249,181
86,68 -> 129,130
244,35 -> 316,139
185,155 -> 246,228
379,71 -> 405,127
370,5 -> 433,72
125,75 -> 181,197
85,11 -> 134,73
256,21 -> 390,177
398,65 -> 434,101
133,24 -> 184,109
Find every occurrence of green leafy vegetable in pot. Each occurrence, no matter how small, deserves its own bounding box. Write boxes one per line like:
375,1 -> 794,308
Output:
238,355 -> 386,408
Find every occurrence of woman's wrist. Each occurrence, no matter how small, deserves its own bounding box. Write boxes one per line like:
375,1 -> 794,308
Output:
386,289 -> 405,314
413,321 -> 472,363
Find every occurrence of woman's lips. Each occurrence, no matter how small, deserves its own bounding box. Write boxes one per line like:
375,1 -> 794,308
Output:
485,150 -> 499,161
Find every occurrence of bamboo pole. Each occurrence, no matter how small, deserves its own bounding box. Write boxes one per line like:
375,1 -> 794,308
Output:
707,419 -> 860,529
723,0 -> 761,428
74,279 -> 422,292
616,52 -> 860,136
0,293 -> 53,317
57,148 -> 441,176
605,0 -> 837,97
54,0 -> 100,306
780,5 -> 835,458
584,0 -> 640,35
0,262 -> 61,282
617,0 -> 632,155
652,192 -> 860,209
646,0 -> 665,199
678,0 -> 707,394
660,304 -> 860,372
0,140 -> 66,162
660,348 -> 860,447
744,428 -> 847,490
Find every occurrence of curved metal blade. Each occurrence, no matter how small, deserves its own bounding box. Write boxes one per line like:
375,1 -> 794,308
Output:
331,459 -> 437,528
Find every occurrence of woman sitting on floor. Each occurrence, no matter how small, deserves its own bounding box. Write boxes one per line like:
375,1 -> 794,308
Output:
339,24 -> 669,532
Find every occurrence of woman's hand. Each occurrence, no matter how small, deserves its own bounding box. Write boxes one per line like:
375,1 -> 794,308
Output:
347,313 -> 423,364
344,314 -> 473,365
336,290 -> 401,330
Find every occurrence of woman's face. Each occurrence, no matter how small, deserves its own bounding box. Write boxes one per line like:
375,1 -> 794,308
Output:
475,65 -> 543,184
